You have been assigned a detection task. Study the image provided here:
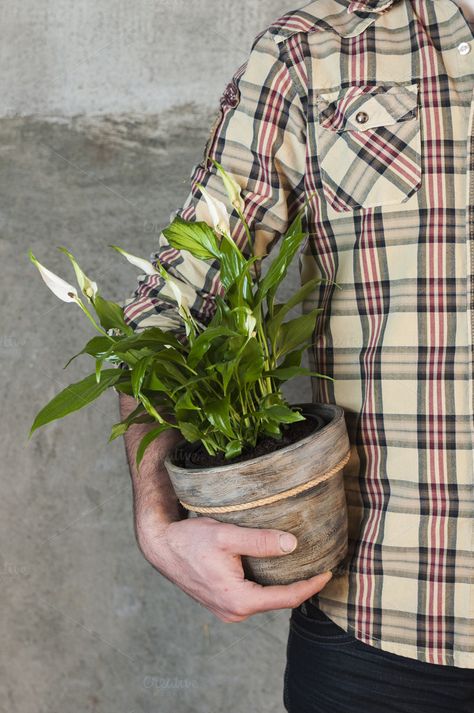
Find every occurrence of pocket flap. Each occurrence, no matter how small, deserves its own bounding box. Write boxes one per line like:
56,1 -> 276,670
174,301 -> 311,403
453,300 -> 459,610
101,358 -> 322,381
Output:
316,83 -> 419,133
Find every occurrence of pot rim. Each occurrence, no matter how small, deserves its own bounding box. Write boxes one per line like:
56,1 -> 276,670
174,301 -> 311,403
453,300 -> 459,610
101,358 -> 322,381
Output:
164,401 -> 346,475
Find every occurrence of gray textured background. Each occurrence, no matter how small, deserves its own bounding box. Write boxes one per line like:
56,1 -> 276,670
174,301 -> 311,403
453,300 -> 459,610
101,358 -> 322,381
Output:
2,1 -> 288,116
1,1 -> 314,711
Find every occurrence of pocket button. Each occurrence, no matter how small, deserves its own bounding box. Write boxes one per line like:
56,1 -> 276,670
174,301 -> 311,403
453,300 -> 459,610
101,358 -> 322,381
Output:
355,111 -> 369,124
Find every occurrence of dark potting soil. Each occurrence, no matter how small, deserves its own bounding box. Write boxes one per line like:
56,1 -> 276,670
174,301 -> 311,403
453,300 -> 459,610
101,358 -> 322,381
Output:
175,412 -> 327,469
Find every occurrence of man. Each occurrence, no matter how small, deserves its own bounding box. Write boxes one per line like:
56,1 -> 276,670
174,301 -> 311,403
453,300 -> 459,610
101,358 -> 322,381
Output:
120,0 -> 474,710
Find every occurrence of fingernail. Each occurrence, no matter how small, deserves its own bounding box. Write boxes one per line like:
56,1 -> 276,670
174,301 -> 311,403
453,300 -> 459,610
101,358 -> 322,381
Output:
321,571 -> 333,583
280,533 -> 297,553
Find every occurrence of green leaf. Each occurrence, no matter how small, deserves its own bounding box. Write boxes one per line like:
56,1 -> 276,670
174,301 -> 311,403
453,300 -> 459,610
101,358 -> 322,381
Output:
210,334 -> 246,392
175,391 -> 200,412
136,424 -> 173,467
162,216 -> 220,260
30,369 -> 121,435
277,347 -> 306,370
110,335 -> 185,370
146,368 -> 172,394
114,348 -> 153,369
187,326 -> 237,368
255,212 -> 307,307
109,404 -> 152,441
131,356 -> 152,399
175,391 -> 202,423
264,404 -> 306,423
92,294 -> 134,335
178,421 -> 203,442
275,309 -> 321,359
233,256 -> 259,305
213,360 -> 236,394
113,381 -> 134,396
95,358 -> 103,383
139,393 -> 166,422
63,336 -> 117,369
151,356 -> 188,386
204,396 -> 235,438
266,278 -> 324,342
260,392 -> 285,409
217,233 -> 248,291
170,373 -> 216,400
260,421 -> 283,438
107,328 -> 183,355
225,307 -> 249,335
225,439 -> 242,459
263,366 -> 321,380
237,338 -> 264,384
277,277 -> 324,314
109,421 -> 130,441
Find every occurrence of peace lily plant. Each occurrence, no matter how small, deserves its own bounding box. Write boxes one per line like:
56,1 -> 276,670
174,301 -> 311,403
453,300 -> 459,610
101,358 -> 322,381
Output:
29,160 -> 337,467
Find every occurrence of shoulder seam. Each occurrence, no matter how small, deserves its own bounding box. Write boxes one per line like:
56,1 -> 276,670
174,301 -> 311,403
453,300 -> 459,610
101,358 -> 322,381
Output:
277,38 -> 307,104
267,9 -> 320,44
258,28 -> 307,106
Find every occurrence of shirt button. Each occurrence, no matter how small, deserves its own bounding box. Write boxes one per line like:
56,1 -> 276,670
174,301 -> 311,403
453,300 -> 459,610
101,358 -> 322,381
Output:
458,41 -> 471,55
355,111 -> 369,124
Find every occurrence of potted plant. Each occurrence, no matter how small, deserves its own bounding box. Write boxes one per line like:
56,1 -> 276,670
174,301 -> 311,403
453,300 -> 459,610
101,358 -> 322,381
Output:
29,160 -> 351,586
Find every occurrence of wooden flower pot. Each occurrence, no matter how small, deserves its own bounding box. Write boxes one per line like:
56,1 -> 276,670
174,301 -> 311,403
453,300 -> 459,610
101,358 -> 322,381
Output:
164,402 -> 351,586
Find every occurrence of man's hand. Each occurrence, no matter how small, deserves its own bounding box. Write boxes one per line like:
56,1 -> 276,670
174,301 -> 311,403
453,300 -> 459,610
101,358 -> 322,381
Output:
136,510 -> 333,623
120,392 -> 332,622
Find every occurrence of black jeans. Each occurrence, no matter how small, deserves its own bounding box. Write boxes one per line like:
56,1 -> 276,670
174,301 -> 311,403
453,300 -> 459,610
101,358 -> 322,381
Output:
283,600 -> 474,713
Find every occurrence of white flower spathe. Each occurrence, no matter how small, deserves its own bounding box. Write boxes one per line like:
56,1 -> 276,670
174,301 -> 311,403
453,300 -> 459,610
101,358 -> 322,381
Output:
58,247 -> 98,300
111,245 -> 158,275
29,251 -> 79,303
244,311 -> 257,337
196,184 -> 230,235
218,166 -> 245,213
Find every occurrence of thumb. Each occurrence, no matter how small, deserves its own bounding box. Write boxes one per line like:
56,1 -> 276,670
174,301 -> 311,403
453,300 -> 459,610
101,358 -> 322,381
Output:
220,525 -> 298,558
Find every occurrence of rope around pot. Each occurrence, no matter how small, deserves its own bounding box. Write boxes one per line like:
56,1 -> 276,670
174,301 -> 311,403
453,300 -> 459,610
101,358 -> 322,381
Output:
178,449 -> 351,514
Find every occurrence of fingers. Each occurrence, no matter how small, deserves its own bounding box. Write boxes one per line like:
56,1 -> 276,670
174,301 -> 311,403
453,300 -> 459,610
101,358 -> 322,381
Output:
222,571 -> 334,621
254,572 -> 334,612
215,523 -> 298,558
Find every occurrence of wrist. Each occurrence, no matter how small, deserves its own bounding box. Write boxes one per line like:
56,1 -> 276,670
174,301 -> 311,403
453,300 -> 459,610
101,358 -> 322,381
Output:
134,499 -> 186,561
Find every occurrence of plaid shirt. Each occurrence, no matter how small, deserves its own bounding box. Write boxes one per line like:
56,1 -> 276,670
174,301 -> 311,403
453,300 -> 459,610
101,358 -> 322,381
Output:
123,0 -> 474,667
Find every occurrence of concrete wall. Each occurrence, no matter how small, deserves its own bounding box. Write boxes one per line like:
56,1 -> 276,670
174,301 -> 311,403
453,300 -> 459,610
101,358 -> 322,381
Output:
1,0 -> 290,117
3,114 -> 310,712
1,1 -> 317,711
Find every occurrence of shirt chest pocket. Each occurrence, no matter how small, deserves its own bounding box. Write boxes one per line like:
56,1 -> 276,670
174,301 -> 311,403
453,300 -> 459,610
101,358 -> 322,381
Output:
314,83 -> 422,213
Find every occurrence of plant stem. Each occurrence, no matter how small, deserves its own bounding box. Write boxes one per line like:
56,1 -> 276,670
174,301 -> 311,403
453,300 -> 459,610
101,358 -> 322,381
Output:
254,302 -> 273,395
76,299 -> 110,336
236,207 -> 255,264
238,391 -> 250,431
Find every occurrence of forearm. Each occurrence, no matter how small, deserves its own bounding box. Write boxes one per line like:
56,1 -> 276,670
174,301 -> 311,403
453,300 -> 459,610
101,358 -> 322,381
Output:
119,392 -> 187,548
